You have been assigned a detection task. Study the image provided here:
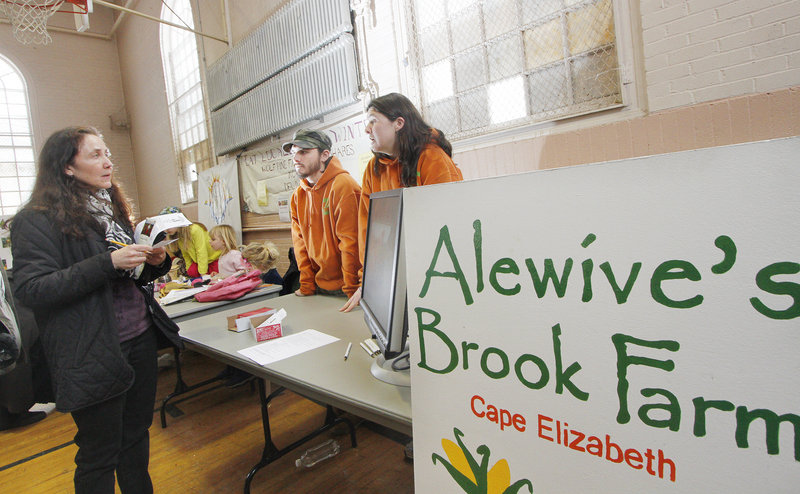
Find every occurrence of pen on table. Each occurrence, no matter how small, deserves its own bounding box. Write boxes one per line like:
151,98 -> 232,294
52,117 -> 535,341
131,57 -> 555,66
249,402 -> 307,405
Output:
344,342 -> 352,361
359,341 -> 372,357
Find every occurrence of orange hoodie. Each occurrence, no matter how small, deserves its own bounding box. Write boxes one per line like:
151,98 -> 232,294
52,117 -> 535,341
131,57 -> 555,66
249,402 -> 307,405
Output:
358,139 -> 462,278
290,156 -> 362,296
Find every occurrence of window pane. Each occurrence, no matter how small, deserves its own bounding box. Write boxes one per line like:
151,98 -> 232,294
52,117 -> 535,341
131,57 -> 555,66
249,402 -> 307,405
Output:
459,88 -> 489,130
487,34 -> 523,82
13,135 -> 31,146
10,118 -> 29,133
0,177 -> 18,191
412,0 -> 620,139
484,0 -> 518,39
448,0 -> 474,15
451,7 -> 481,53
454,47 -> 487,92
426,98 -> 458,136
16,161 -> 36,176
422,60 -> 454,103
0,49 -> 34,215
416,0 -> 446,29
15,147 -> 33,161
160,0 -> 213,203
567,0 -> 615,55
489,76 -> 526,124
18,176 -> 35,191
420,23 -> 450,65
528,65 -> 569,115
0,190 -> 21,208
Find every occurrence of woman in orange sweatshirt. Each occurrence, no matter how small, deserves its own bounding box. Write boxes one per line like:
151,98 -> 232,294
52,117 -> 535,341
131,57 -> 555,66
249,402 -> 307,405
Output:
340,92 -> 463,312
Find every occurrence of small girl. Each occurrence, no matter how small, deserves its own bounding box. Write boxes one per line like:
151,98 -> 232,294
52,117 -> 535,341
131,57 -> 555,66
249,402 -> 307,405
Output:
160,207 -> 221,278
208,224 -> 249,278
241,241 -> 283,285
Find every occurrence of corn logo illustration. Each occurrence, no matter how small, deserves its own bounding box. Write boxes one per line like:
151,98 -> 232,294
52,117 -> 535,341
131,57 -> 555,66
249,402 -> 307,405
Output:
432,427 -> 533,494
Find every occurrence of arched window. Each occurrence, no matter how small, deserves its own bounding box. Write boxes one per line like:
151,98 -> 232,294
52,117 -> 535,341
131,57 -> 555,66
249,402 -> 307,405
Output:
160,0 -> 214,203
0,55 -> 34,216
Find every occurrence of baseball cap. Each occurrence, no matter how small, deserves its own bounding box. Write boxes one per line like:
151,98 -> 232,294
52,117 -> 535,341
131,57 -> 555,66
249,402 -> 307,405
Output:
282,129 -> 332,153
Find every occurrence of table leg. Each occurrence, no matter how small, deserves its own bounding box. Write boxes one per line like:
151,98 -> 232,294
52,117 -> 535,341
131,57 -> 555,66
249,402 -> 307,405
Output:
244,380 -> 358,494
160,347 -> 228,428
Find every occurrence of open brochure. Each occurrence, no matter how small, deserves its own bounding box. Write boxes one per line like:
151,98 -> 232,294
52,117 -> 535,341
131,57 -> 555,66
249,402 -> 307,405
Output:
131,212 -> 191,279
133,212 -> 191,246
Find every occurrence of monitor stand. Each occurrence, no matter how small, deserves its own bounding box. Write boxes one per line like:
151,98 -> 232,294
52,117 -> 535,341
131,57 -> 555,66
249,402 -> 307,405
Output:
370,355 -> 411,387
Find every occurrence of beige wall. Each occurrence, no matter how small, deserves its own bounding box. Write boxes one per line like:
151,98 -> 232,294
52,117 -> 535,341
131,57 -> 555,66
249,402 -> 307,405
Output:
0,10 -> 140,213
115,1 -> 181,219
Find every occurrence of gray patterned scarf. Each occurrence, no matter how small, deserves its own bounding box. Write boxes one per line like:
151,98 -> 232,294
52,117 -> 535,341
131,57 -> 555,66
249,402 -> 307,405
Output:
87,189 -> 136,277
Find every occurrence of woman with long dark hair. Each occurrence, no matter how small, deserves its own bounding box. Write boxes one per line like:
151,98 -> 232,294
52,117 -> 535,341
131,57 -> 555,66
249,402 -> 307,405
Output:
10,126 -> 182,493
341,93 -> 463,311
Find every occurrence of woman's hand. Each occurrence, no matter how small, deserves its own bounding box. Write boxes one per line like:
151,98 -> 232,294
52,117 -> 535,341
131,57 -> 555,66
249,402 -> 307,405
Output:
111,244 -> 152,270
145,246 -> 167,266
340,286 -> 361,312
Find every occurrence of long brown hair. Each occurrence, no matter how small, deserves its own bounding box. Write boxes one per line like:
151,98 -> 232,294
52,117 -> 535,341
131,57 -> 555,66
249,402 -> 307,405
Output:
368,93 -> 452,187
22,126 -> 133,238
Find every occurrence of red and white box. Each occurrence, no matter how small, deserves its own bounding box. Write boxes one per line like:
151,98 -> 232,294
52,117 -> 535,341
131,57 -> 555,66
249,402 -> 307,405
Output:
253,321 -> 282,342
228,307 -> 274,332
252,308 -> 286,342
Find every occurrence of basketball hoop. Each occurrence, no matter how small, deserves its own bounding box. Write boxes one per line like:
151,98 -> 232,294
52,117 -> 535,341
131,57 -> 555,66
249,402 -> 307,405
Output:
0,0 -> 88,46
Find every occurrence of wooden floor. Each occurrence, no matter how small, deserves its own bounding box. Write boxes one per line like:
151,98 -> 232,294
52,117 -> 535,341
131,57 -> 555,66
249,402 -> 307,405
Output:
0,350 -> 414,493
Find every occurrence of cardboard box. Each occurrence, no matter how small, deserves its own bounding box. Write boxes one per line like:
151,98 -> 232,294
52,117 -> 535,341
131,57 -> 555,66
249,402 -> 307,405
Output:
252,321 -> 283,342
227,307 -> 274,331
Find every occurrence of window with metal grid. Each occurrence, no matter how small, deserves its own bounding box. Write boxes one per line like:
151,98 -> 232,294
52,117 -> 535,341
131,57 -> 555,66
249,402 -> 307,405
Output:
408,0 -> 622,140
0,55 -> 34,217
160,0 -> 214,204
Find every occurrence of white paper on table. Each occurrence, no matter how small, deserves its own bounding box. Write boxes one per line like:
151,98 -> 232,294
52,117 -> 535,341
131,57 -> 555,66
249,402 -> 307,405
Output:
237,329 -> 339,366
157,286 -> 207,305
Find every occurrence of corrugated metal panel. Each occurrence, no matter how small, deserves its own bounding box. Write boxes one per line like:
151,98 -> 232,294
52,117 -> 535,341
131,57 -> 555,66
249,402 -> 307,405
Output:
206,0 -> 352,111
211,35 -> 359,155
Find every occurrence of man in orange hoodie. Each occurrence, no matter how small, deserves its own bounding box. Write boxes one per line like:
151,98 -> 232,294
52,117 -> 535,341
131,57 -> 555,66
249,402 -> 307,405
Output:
284,129 -> 361,298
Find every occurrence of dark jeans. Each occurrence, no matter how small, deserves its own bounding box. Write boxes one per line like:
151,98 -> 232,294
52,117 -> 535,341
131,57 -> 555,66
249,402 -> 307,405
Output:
316,287 -> 345,297
71,327 -> 158,494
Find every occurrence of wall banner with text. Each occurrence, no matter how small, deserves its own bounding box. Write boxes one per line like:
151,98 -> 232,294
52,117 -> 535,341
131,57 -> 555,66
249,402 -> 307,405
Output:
404,137 -> 800,494
238,114 -> 373,215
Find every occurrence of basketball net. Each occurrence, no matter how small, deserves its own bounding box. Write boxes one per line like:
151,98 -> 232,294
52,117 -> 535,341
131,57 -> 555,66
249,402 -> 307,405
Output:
0,0 -> 66,45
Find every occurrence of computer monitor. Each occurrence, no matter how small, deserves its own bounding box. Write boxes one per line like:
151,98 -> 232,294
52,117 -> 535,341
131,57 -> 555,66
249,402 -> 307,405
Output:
360,188 -> 410,387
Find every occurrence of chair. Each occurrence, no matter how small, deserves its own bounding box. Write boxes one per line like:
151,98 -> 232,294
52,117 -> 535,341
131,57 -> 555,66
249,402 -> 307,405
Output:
279,247 -> 300,296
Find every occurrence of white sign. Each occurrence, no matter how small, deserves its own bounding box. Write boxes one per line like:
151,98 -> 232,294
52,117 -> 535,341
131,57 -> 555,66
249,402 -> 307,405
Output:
404,137 -> 800,493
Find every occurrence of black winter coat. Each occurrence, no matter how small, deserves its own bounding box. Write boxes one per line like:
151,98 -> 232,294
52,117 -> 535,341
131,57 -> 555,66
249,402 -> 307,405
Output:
10,209 -> 183,412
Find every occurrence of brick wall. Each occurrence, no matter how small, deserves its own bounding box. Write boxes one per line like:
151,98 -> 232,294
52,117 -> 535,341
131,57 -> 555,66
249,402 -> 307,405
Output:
642,0 -> 800,111
454,86 -> 800,177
